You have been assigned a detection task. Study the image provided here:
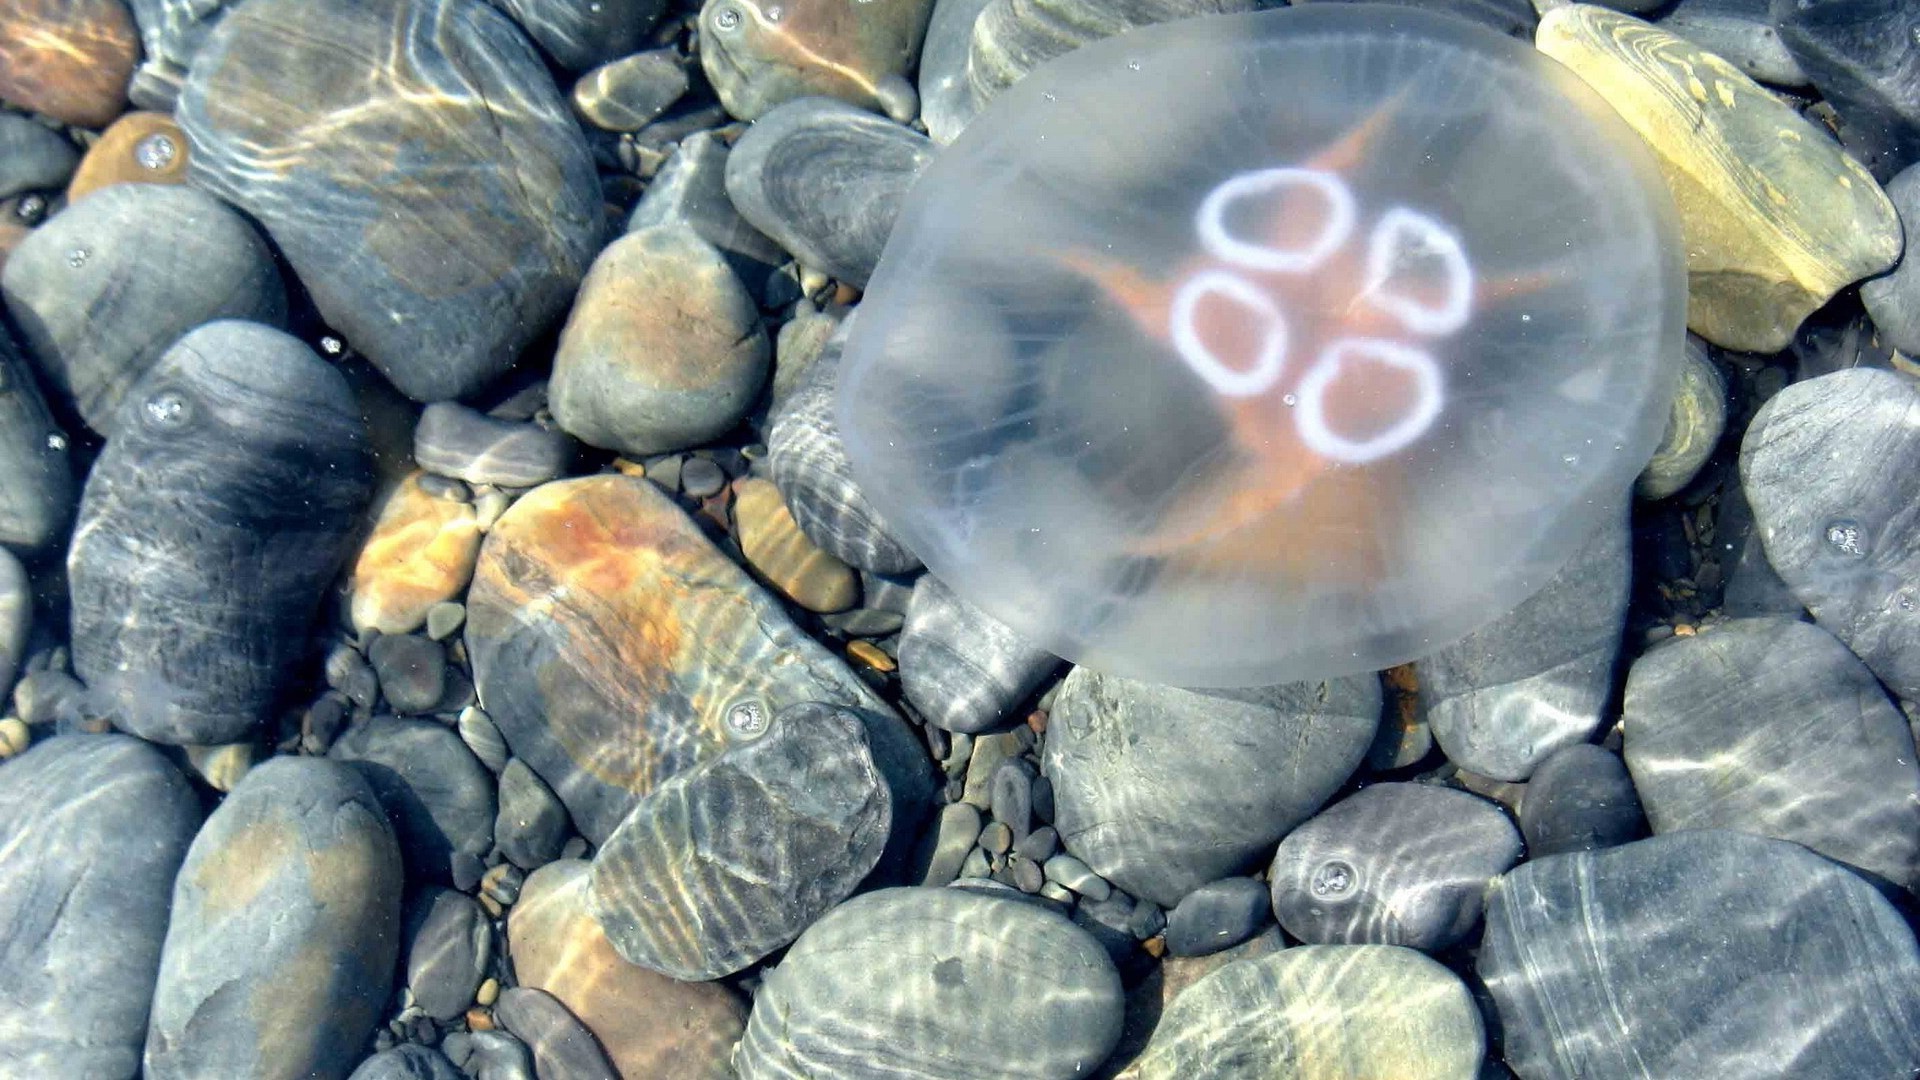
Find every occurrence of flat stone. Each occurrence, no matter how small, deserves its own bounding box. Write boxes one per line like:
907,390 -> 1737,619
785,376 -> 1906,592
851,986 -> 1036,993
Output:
497,758 -> 571,870
465,474 -> 928,845
0,0 -> 138,126
627,131 -> 788,299
349,1046 -> 466,1080
698,0 -> 932,121
509,861 -> 743,1080
1517,742 -> 1647,857
918,800 -> 983,886
1657,0 -> 1807,87
414,403 -> 574,489
0,735 -> 200,1078
900,573 -> 1057,733
492,0 -> 665,71
66,111 -> 191,201
1536,5 -> 1901,352
1480,830 -> 1920,1079
1863,163 -> 1920,355
1163,877 -> 1271,958
0,324 -> 70,554
732,476 -> 858,613
350,474 -> 483,636
1773,0 -> 1920,180
405,887 -> 490,1021
1043,666 -> 1380,907
1420,508 -> 1629,781
1101,929 -> 1287,1076
551,225 -> 769,457
1741,367 -> 1920,700
492,988 -> 619,1080
367,633 -> 448,715
329,716 -> 498,882
733,887 -> 1124,1079
1623,616 -> 1920,890
177,0 -> 602,401
1637,336 -> 1727,500
573,50 -> 688,132
145,757 -> 403,1080
442,1031 -> 536,1080
1117,945 -> 1484,1080
0,115 -> 78,200
587,701 -> 890,979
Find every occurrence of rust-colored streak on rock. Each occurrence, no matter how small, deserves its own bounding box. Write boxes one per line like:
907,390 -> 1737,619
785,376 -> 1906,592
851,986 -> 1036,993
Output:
0,0 -> 138,127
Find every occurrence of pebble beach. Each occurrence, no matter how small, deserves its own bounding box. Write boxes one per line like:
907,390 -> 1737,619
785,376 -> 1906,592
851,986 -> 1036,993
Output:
1,0 -> 1919,1077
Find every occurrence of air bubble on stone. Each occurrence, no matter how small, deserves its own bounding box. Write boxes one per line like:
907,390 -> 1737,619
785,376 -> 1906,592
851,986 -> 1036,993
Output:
1824,519 -> 1867,557
134,132 -> 177,171
66,248 -> 90,268
319,335 -> 345,357
1282,393 -> 1298,407
764,4 -> 782,20
1897,590 -> 1917,613
1311,859 -> 1356,898
145,391 -> 188,428
14,194 -> 45,224
714,6 -> 741,29
45,433 -> 65,451
727,698 -> 770,737
1127,59 -> 1141,71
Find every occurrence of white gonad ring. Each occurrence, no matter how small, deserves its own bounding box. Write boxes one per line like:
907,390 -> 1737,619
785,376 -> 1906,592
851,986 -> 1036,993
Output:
1168,268 -> 1291,397
1195,167 -> 1357,274
1294,337 -> 1446,463
1361,207 -> 1475,337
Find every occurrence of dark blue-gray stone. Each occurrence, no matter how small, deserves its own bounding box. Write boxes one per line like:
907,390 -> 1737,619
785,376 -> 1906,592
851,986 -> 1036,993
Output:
1517,742 -> 1646,857
1623,616 -> 1920,891
1043,666 -> 1380,908
368,633 -> 447,715
734,887 -> 1123,1079
490,0 -> 665,71
1740,368 -> 1920,701
0,735 -> 200,1080
405,887 -> 490,1021
1773,0 -> 1920,180
145,757 -> 403,1080
414,402 -> 574,489
1862,163 -> 1920,355
1658,0 -> 1807,86
1420,507 -> 1628,781
1,183 -> 287,434
443,1031 -> 537,1080
628,131 -> 788,300
70,321 -> 372,745
724,97 -> 933,288
349,1045 -> 467,1080
177,0 -> 602,402
0,323 -> 72,554
1163,876 -> 1271,958
900,572 -> 1058,734
329,715 -> 498,882
497,757 -> 571,870
1268,782 -> 1520,951
1480,830 -> 1920,1080
492,987 -> 619,1080
0,115 -> 77,199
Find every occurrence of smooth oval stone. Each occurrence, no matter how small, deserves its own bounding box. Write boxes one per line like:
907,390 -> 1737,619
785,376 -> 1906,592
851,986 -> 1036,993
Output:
767,337 -> 921,573
0,548 -> 25,702
1101,927 -> 1286,1076
0,0 -> 138,126
70,321 -> 372,745
1863,163 -> 1920,355
67,112 -> 192,200
1420,508 -> 1629,781
588,701 -> 891,979
724,97 -> 933,288
699,0 -> 932,121
732,476 -> 858,613
493,0 -> 665,70
145,757 -> 403,1080
0,735 -> 200,1079
511,861 -> 744,1079
0,115 -> 78,200
443,1030 -> 536,1080
497,757 -> 570,869
1,183 -> 288,434
966,0 -> 1258,108
917,0 -> 995,142
350,472 -> 484,636
920,800 -> 985,886
627,131 -> 789,297
1773,0 -> 1920,181
900,572 -> 1058,734
1654,0 -> 1805,87
414,402 -> 573,489
493,987 -> 620,1080
1269,782 -> 1521,951
1162,876 -> 1271,958
1117,946 -> 1485,1080
1519,742 -> 1646,857
573,50 -> 688,132
177,0 -> 603,402
465,474 -> 924,845
405,886 -> 490,1021
734,887 -> 1123,1079
1637,336 -> 1726,500
0,324 -> 71,553
1044,666 -> 1380,907
1536,5 -> 1901,352
350,1045 -> 467,1080
1480,830 -> 1920,1079
330,715 -> 498,881
551,224 -> 769,456
1741,368 -> 1920,700
1623,616 -> 1920,891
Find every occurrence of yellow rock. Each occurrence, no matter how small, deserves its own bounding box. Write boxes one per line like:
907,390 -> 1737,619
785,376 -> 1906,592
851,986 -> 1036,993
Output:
732,477 -> 858,613
349,473 -> 483,635
1536,5 -> 1902,352
67,112 -> 190,202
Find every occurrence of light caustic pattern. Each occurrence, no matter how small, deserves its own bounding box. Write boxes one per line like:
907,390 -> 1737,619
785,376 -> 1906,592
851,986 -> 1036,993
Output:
1170,167 -> 1470,464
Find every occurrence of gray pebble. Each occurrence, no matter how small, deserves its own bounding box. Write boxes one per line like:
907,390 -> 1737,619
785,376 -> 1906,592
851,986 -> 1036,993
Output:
1071,889 -> 1138,964
329,716 -> 498,882
917,0 -> 994,142
405,887 -> 490,1021
0,735 -> 200,1078
573,50 -> 688,132
978,819 -> 1013,855
368,633 -> 447,715
1044,853 -> 1110,901
349,1045 -> 467,1080
901,573 -> 1058,734
0,320 -> 72,555
679,455 -> 727,498
966,0 -> 1258,107
1773,0 -> 1920,179
1009,854 -> 1046,892
0,547 -> 28,703
919,800 -> 983,885
1481,830 -> 1920,1079
1623,616 -> 1920,891
1658,0 -> 1808,86
1863,163 -> 1920,355
1518,743 -> 1647,857
1014,823 -> 1058,862
724,97 -> 933,287
1126,899 -> 1165,941
627,131 -> 788,301
1269,782 -> 1521,951
425,602 -> 466,642
458,706 -> 510,774
0,115 -> 78,199
414,402 -> 573,489
497,758 -> 571,870
494,0 -> 663,71
443,1030 -> 536,1080
989,757 -> 1034,839
493,987 -> 619,1080
1163,876 -> 1271,958
959,846 -> 992,880
1637,337 -> 1727,501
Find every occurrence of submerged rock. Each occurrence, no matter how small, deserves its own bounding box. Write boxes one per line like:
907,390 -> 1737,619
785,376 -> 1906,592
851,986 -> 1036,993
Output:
0,0 -> 138,126
66,112 -> 192,200
699,0 -> 932,121
0,323 -> 72,554
69,321 -> 372,745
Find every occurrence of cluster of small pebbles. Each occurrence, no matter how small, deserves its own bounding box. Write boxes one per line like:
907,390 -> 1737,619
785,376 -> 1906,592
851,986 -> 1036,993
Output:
1,0 -> 1919,1078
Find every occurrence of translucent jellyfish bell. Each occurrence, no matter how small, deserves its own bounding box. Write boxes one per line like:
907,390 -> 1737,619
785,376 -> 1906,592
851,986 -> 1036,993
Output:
839,4 -> 1684,687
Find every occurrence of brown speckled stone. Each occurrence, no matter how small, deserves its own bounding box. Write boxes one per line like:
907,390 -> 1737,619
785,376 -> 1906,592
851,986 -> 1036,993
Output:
0,0 -> 138,126
350,472 -> 483,636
